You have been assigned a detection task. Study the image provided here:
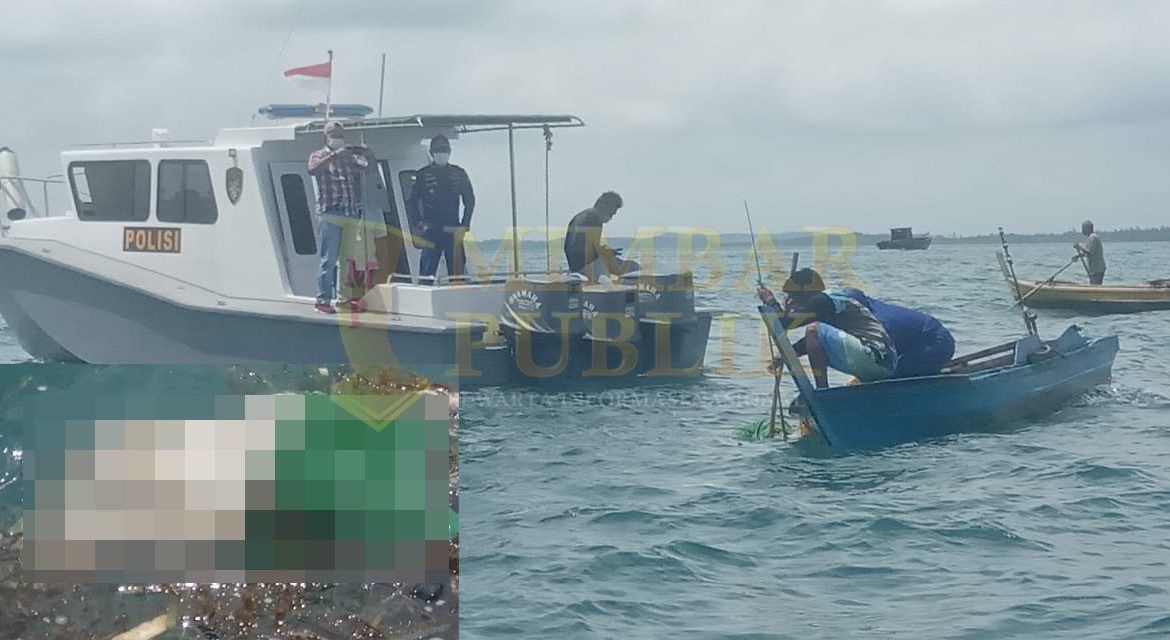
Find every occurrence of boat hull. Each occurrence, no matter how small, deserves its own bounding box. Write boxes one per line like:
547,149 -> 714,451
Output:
876,237 -> 932,250
0,247 -> 712,386
1013,278 -> 1170,313
803,327 -> 1118,448
499,314 -> 713,384
0,246 -> 515,384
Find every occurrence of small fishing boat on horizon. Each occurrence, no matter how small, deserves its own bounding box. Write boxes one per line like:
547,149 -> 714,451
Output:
876,227 -> 931,250
996,252 -> 1170,314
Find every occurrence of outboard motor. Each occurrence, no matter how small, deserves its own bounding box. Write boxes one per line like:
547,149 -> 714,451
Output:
579,284 -> 642,377
0,147 -> 37,229
499,276 -> 586,379
619,271 -> 704,376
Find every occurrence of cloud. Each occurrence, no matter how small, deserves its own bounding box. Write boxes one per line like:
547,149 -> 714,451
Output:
239,0 -> 503,32
4,0 -> 1170,235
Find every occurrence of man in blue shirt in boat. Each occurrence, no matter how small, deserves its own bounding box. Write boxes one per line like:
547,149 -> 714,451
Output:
758,268 -> 897,389
839,288 -> 956,378
408,134 -> 476,285
1074,219 -> 1106,285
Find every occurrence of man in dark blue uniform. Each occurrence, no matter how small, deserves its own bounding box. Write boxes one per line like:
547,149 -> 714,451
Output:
408,134 -> 475,284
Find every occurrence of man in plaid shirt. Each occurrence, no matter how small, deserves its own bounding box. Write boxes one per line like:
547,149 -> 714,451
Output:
308,121 -> 375,313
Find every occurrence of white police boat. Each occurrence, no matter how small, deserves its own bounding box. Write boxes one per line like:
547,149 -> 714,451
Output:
0,108 -> 713,386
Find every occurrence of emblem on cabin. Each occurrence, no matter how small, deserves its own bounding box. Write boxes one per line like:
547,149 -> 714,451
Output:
508,290 -> 542,312
226,167 -> 244,205
634,283 -> 662,303
581,299 -> 598,320
123,227 -> 181,253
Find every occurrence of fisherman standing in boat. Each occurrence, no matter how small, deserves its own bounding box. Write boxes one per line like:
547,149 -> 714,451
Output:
758,268 -> 897,388
564,191 -> 640,282
308,121 -> 376,314
409,134 -> 475,284
1074,220 -> 1106,285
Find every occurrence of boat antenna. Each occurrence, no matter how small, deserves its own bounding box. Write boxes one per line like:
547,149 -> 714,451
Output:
325,49 -> 334,120
508,124 -> 520,277
544,124 -> 553,274
251,0 -> 308,126
744,199 -> 789,440
998,227 -> 1038,336
377,52 -> 387,117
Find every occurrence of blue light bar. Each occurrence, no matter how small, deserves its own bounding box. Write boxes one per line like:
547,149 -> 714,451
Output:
258,104 -> 375,119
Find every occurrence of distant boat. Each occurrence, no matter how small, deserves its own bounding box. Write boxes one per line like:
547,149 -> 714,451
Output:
996,253 -> 1170,314
877,227 -> 932,250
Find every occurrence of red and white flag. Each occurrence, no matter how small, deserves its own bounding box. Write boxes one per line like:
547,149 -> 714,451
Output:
284,61 -> 331,92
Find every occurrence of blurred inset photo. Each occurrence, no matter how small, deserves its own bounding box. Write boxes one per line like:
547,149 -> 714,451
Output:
0,365 -> 458,640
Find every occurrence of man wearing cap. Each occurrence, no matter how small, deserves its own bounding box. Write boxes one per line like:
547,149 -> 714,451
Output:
408,135 -> 475,284
757,268 -> 897,388
1074,220 -> 1106,285
307,121 -> 376,313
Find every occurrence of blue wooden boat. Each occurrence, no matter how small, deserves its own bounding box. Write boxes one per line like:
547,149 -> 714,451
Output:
766,319 -> 1119,449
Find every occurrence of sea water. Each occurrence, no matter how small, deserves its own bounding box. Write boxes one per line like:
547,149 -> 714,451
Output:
2,241 -> 1168,638
459,240 -> 1170,639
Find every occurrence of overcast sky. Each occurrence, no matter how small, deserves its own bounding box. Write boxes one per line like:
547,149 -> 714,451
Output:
4,0 -> 1170,236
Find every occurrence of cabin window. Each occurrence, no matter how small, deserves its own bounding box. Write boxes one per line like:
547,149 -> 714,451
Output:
377,162 -> 410,280
157,160 -> 218,224
375,162 -> 401,229
280,174 -> 317,255
68,161 -> 150,221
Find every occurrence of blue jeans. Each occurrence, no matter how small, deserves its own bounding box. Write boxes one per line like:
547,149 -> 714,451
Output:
316,212 -> 345,304
418,229 -> 465,284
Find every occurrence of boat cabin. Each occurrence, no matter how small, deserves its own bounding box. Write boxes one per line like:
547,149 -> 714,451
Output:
0,108 -> 720,378
1,110 -> 583,311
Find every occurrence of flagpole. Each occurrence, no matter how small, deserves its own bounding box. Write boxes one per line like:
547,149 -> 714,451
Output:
325,49 -> 334,119
378,53 -> 387,117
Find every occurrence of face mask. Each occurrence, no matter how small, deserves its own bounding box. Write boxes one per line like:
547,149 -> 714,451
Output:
327,137 -> 346,150
432,152 -> 450,166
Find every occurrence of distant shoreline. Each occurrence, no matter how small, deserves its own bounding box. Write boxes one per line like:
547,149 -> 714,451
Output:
473,227 -> 1170,246
864,227 -> 1170,245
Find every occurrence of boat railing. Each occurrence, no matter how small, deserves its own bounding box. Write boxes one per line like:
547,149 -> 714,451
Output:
0,175 -> 64,218
422,267 -> 689,287
425,268 -> 577,287
68,140 -> 211,149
